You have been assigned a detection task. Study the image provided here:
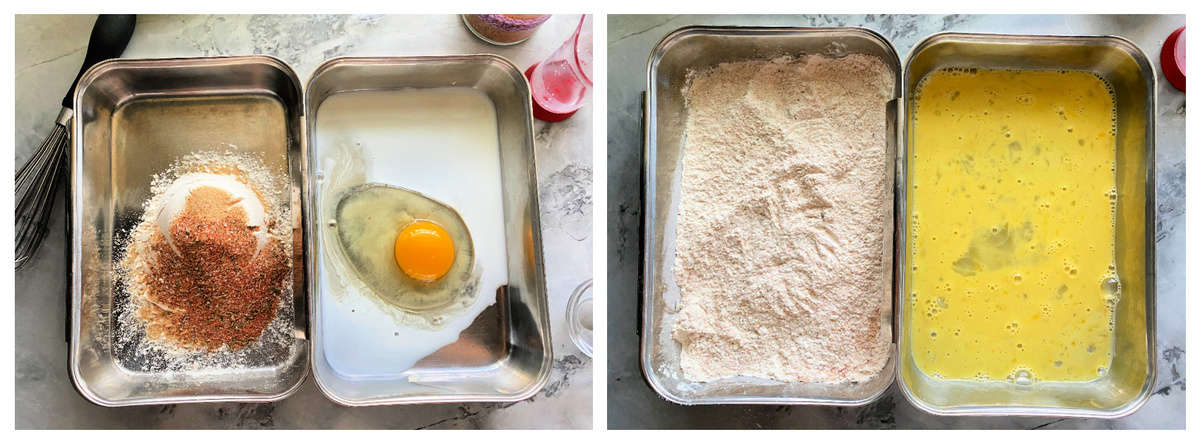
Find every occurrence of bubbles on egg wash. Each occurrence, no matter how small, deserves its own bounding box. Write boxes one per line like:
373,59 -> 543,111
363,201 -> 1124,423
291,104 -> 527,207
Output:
907,66 -> 1122,384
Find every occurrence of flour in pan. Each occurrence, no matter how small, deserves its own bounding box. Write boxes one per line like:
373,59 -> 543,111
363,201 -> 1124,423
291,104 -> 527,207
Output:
672,55 -> 893,383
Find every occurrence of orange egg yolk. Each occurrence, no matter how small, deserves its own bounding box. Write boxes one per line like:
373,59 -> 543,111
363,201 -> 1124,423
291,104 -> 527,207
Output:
393,220 -> 455,282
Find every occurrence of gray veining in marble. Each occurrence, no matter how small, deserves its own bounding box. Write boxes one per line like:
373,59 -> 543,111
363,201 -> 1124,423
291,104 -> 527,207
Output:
15,14 -> 592,429
607,14 -> 1184,429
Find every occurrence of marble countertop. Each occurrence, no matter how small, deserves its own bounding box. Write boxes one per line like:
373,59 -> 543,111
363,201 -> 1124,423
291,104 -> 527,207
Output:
607,14 -> 1184,429
15,14 -> 592,429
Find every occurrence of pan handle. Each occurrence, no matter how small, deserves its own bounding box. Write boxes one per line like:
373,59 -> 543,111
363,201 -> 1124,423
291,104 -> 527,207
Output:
636,91 -> 649,339
888,97 -> 902,344
292,134 -> 310,341
64,148 -> 72,343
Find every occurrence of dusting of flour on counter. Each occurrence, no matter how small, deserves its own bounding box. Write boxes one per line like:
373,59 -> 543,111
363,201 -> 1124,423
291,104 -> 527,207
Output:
672,55 -> 893,383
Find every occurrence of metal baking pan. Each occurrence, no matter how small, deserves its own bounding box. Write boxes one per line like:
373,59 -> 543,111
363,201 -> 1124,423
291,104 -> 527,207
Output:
641,26 -> 901,405
898,32 -> 1156,417
304,56 -> 552,405
69,56 -> 309,406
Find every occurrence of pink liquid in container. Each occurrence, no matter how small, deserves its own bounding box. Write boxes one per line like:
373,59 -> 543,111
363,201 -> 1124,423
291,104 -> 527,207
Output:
525,15 -> 592,122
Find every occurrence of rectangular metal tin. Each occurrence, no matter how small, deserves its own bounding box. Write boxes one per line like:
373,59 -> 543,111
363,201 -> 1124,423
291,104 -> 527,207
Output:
641,26 -> 902,406
303,56 -> 552,406
898,32 -> 1157,418
69,56 -> 309,406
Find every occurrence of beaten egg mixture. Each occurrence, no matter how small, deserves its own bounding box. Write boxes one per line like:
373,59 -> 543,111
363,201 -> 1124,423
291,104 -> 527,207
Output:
909,68 -> 1119,383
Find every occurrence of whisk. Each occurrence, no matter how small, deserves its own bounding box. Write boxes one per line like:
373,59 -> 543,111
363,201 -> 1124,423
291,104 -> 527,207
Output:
15,14 -> 135,269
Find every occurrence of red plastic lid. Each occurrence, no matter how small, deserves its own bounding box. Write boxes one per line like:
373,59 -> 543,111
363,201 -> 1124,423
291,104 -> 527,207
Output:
524,63 -> 578,122
1162,26 -> 1185,92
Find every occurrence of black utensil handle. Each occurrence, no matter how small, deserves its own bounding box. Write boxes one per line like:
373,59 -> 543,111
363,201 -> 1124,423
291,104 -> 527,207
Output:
61,14 -> 136,108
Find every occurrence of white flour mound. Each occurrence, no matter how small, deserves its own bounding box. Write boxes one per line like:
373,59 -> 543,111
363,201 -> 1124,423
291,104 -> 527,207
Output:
672,55 -> 893,383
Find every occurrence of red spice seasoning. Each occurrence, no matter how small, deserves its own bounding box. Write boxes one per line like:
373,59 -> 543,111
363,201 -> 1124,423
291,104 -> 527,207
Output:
139,185 -> 289,351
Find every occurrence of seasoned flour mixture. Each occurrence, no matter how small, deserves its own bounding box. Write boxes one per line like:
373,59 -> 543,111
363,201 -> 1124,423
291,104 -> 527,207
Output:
672,55 -> 893,383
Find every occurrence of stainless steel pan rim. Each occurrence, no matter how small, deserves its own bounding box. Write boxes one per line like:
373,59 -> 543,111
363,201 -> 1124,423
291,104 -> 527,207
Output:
896,31 -> 1157,418
641,25 -> 901,406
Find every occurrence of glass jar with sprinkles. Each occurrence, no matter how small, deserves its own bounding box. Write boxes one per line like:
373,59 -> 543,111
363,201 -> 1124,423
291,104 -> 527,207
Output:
461,14 -> 551,45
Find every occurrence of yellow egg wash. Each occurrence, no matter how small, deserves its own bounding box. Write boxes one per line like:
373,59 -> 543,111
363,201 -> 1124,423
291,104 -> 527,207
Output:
908,68 -> 1119,383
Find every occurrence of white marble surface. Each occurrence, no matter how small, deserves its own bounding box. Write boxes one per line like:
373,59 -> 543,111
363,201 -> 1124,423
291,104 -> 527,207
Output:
607,14 -> 1184,429
15,14 -> 592,429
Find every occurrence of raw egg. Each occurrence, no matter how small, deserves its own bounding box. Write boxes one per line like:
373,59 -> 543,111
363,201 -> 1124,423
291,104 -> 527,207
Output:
393,220 -> 455,282
332,183 -> 476,312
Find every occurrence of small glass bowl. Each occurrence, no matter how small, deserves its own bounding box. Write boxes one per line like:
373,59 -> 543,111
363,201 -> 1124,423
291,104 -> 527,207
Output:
566,279 -> 593,358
